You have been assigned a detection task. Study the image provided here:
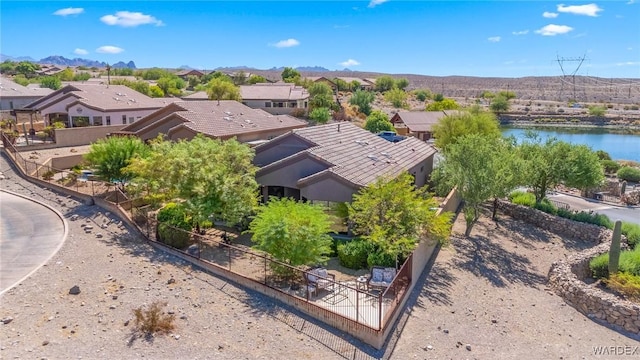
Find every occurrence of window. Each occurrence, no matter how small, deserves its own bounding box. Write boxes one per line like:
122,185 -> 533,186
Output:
93,116 -> 103,126
71,116 -> 90,127
265,102 -> 271,108
129,117 -> 134,124
304,101 -> 308,108
106,116 -> 111,125
122,115 -> 127,124
289,102 -> 297,108
277,102 -> 284,108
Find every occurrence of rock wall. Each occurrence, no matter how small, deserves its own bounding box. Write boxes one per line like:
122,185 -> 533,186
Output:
498,200 -> 639,335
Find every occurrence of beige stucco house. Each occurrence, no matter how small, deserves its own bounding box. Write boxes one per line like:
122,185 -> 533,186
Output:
22,84 -> 174,128
254,122 -> 437,203
118,100 -> 307,144
390,111 -> 457,141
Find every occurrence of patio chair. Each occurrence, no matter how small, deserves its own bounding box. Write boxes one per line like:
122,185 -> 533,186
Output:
304,267 -> 335,297
367,266 -> 396,292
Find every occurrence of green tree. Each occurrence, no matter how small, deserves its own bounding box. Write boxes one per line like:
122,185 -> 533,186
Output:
281,67 -> 301,83
595,150 -> 611,161
57,68 -> 74,81
375,76 -> 395,92
40,76 -> 61,90
588,105 -> 606,117
439,135 -> 521,235
0,61 -> 16,74
248,74 -> 266,84
349,173 -> 452,262
249,198 -> 333,276
13,74 -> 29,86
432,109 -> 501,150
232,70 -> 247,85
149,85 -> 164,97
201,71 -> 231,83
334,78 -> 349,92
479,90 -> 495,103
563,145 -> 605,194
497,90 -> 516,100
308,82 -> 334,110
15,61 -> 39,76
126,135 -> 258,227
384,87 -> 408,108
413,89 -> 431,102
425,98 -> 459,111
141,68 -> 170,80
433,93 -> 445,102
84,136 -> 150,190
349,90 -> 375,115
363,110 -> 394,133
395,78 -> 409,90
309,107 -> 331,124
206,78 -> 241,104
489,95 -> 510,113
72,72 -> 91,81
517,134 -> 571,203
349,80 -> 361,92
129,81 -> 151,96
186,75 -> 201,89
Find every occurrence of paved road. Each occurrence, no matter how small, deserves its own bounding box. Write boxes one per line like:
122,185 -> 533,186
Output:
548,192 -> 640,225
0,190 -> 67,294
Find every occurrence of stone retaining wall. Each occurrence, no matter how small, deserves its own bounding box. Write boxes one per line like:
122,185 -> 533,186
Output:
498,200 -> 639,335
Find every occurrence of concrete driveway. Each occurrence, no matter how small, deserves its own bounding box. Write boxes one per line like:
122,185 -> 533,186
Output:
0,190 -> 67,294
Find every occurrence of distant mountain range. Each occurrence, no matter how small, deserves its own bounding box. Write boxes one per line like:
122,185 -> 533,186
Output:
0,54 -> 137,69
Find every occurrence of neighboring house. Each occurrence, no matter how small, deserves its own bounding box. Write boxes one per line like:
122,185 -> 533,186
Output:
182,83 -> 310,116
175,69 -> 204,80
82,76 -> 138,85
306,76 -> 337,91
253,122 -> 437,203
36,65 -> 66,77
117,100 -> 308,144
22,84 -> 174,128
390,111 -> 456,141
0,77 -> 53,111
335,77 -> 375,91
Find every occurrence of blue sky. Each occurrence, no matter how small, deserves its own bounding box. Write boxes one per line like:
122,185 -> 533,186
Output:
1,1 -> 638,78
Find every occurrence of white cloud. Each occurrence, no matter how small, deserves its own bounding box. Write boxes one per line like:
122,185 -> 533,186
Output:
543,11 -> 558,18
53,7 -> 84,16
616,61 -> 640,66
100,11 -> 164,27
488,36 -> 501,42
557,3 -> 603,17
340,59 -> 360,67
535,24 -> 574,36
627,0 -> 635,4
96,46 -> 124,54
628,47 -> 634,50
368,0 -> 389,8
512,30 -> 529,35
74,48 -> 88,55
271,38 -> 300,48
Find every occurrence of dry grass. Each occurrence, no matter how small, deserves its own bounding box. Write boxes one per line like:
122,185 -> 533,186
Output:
132,301 -> 176,336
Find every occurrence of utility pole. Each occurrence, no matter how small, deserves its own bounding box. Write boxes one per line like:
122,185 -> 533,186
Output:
106,63 -> 111,86
556,54 -> 586,102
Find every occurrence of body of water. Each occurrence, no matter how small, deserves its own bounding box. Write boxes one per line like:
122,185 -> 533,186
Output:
501,127 -> 640,162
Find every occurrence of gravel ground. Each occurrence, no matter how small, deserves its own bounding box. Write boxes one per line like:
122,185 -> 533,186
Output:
1,150 -> 639,360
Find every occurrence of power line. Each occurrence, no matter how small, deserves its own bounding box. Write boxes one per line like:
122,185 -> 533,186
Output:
556,54 -> 587,101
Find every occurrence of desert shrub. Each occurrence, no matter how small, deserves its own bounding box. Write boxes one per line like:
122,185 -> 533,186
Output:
556,208 -> 573,219
132,301 -> 175,335
156,203 -> 191,249
601,160 -> 621,174
571,211 -> 613,229
617,167 -> 640,182
604,273 -> 640,301
367,250 -> 396,268
42,170 -> 55,180
595,150 -> 612,161
509,191 -> 536,207
622,222 -> 640,248
290,108 -> 306,118
590,253 -> 609,278
533,200 -> 557,215
631,105 -> 640,111
337,240 -> 375,270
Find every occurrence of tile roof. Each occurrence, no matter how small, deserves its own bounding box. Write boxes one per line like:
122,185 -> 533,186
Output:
258,122 -> 437,187
391,111 -> 451,132
182,91 -> 208,100
127,100 -> 307,139
0,77 -> 54,98
240,83 -> 309,101
25,84 -> 173,111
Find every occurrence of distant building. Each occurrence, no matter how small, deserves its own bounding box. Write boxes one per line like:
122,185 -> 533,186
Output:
390,111 -> 458,141
0,77 -> 53,111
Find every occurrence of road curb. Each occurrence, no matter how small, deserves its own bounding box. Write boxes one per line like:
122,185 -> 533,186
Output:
554,190 -> 640,209
0,189 -> 69,296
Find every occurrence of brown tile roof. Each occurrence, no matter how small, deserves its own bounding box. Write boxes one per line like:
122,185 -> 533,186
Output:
0,77 -> 54,98
182,91 -> 208,100
125,100 -> 307,139
391,111 -> 451,132
240,83 -> 309,101
25,84 -> 173,111
257,122 -> 437,187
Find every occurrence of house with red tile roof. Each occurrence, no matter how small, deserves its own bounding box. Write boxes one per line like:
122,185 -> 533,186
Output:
118,100 -> 307,144
253,122 -> 437,203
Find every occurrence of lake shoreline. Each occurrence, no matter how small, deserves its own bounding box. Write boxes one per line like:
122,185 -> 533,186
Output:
500,121 -> 640,134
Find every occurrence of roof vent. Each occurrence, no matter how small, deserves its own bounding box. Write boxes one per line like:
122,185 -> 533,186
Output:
225,111 -> 232,115
381,152 -> 391,158
223,116 -> 232,121
367,155 -> 378,161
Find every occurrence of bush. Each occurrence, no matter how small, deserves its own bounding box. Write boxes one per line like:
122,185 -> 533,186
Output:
533,200 -> 557,215
604,273 -> 640,301
156,203 -> 192,249
509,191 -> 536,207
571,211 -> 613,229
601,160 -> 621,174
367,250 -> 396,268
337,240 -> 374,270
622,222 -> 640,248
595,150 -> 612,161
590,247 -> 640,279
617,167 -> 640,182
590,253 -> 609,279
556,208 -> 574,219
132,301 -> 175,335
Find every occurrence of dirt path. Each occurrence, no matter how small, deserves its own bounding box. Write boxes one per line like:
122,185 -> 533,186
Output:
391,213 -> 639,359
